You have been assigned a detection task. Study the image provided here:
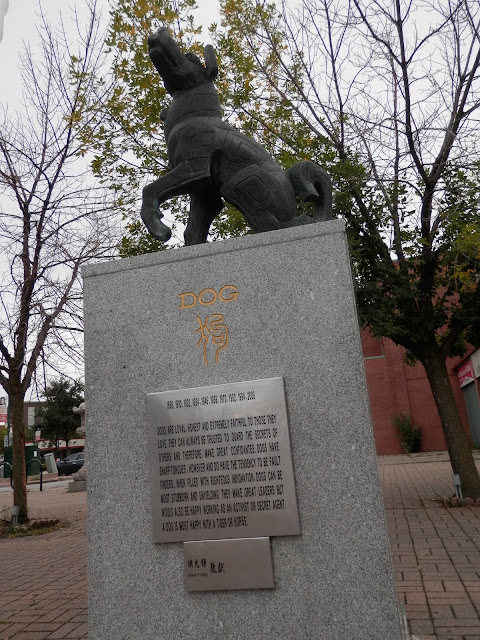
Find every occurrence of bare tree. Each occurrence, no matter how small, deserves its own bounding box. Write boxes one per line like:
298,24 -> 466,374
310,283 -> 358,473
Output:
0,0 -> 119,520
216,0 -> 480,494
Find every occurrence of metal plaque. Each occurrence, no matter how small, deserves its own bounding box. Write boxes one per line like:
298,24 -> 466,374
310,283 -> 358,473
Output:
184,537 -> 274,591
147,377 -> 300,542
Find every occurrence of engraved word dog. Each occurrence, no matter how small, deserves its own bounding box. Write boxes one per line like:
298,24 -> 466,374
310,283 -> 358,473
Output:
141,28 -> 333,246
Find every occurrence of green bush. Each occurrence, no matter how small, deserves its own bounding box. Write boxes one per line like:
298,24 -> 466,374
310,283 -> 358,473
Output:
392,413 -> 422,453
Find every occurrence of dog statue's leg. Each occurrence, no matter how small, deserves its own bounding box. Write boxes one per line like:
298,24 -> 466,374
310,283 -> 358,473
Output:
184,190 -> 224,246
220,166 -> 297,232
141,160 -> 211,241
140,191 -> 172,242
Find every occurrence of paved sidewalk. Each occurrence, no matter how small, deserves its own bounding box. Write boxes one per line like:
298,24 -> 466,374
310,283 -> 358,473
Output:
0,453 -> 479,639
0,489 -> 87,640
379,452 -> 480,640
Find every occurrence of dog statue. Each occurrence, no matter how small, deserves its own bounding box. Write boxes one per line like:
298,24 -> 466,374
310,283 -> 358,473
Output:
141,27 -> 333,246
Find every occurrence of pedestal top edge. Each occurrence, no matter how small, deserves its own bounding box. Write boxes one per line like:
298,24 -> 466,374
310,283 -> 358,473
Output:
82,219 -> 346,279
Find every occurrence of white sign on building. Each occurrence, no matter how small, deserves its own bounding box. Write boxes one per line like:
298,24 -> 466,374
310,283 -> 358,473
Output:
471,349 -> 480,379
0,395 -> 7,424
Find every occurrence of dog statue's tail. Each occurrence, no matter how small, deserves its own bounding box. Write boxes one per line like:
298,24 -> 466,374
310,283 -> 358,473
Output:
287,161 -> 333,222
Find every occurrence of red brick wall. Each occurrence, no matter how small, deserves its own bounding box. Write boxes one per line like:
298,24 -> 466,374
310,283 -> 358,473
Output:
361,331 -> 470,454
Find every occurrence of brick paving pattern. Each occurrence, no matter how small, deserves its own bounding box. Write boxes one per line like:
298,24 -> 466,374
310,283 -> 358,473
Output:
0,453 -> 479,639
379,453 -> 480,640
0,489 -> 87,640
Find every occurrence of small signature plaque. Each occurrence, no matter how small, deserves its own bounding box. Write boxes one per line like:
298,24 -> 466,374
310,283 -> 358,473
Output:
147,377 -> 300,543
184,537 -> 274,591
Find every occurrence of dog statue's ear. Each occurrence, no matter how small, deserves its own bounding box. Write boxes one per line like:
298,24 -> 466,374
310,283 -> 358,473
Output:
204,45 -> 219,81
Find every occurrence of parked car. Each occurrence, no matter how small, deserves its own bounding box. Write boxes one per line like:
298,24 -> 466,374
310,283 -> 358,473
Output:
56,452 -> 85,476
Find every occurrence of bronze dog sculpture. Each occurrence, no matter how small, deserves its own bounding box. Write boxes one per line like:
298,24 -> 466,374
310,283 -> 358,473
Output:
141,28 -> 332,245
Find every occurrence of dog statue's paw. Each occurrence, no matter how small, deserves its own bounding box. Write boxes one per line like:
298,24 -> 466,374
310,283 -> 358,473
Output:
140,206 -> 172,242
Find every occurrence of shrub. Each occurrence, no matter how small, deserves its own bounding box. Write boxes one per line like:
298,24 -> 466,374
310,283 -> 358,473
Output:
392,413 -> 422,453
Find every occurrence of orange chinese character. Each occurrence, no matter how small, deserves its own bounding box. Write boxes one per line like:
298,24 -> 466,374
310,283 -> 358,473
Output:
196,314 -> 229,366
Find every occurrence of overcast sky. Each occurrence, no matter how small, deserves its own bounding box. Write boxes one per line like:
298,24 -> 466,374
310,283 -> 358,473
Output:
0,0 -> 219,108
0,1 -> 220,398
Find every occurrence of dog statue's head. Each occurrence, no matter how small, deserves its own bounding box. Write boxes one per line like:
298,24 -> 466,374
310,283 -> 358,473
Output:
148,27 -> 218,95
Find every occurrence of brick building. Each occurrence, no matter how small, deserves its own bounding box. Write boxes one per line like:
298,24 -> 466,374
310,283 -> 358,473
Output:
362,330 -> 479,455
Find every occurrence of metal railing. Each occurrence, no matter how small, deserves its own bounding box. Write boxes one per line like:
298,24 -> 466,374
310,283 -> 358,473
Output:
26,459 -> 43,491
0,461 -> 13,488
0,460 -> 43,491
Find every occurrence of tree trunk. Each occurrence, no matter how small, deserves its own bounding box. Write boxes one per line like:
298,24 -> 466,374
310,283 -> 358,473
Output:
10,391 -> 28,522
422,344 -> 480,499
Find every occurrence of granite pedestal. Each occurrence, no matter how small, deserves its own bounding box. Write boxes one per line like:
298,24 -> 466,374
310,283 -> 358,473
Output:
83,220 -> 404,640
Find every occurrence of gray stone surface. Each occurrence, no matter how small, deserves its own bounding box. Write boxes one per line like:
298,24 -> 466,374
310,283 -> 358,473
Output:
84,220 -> 403,640
68,479 -> 86,492
73,401 -> 86,436
70,402 -> 87,491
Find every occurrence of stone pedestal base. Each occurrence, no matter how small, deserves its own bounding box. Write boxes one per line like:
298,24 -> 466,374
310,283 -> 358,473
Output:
68,466 -> 86,493
68,479 -> 86,492
84,221 -> 404,640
